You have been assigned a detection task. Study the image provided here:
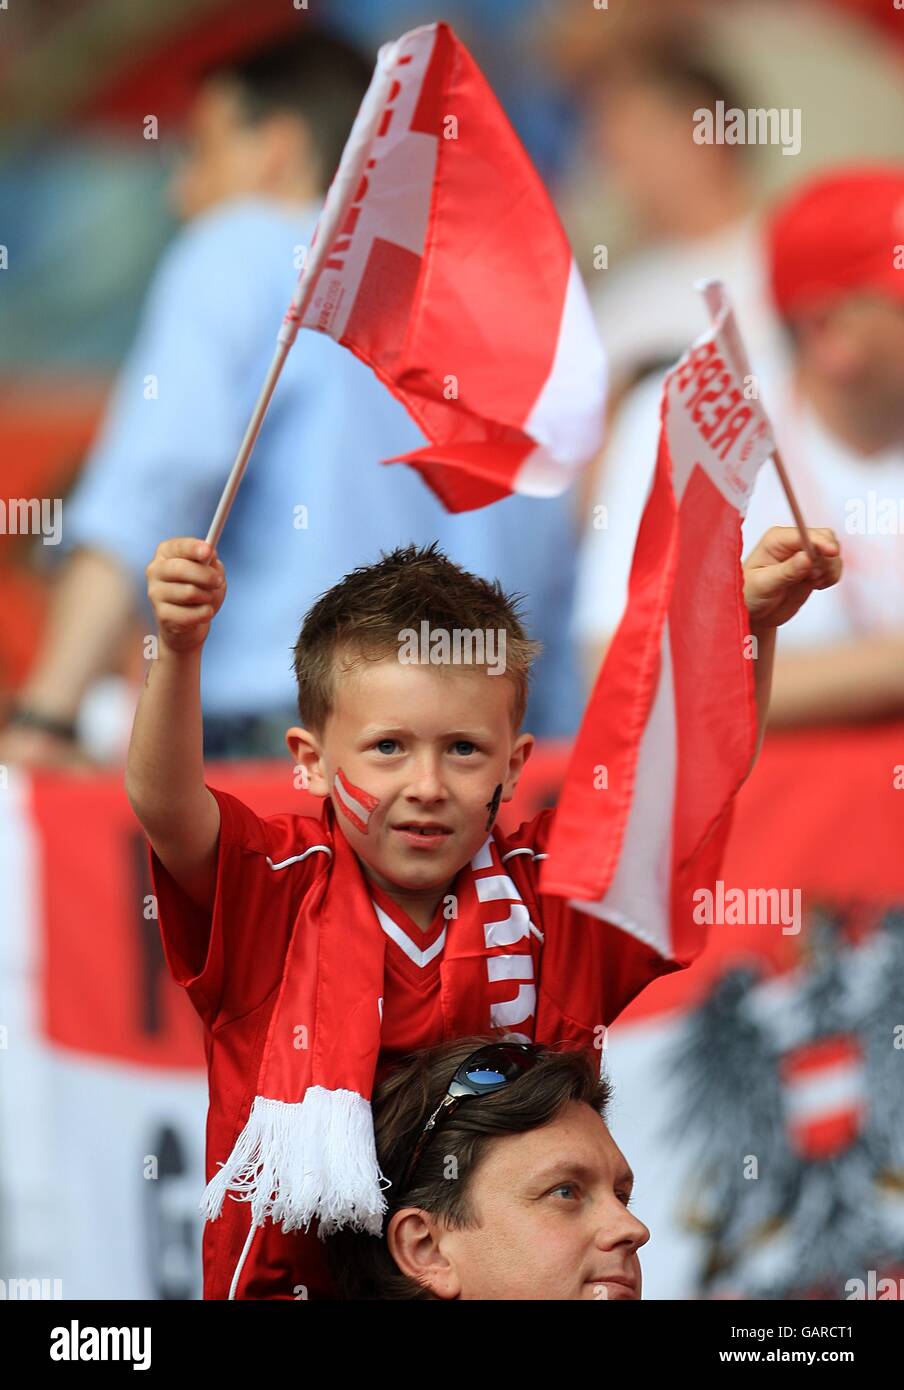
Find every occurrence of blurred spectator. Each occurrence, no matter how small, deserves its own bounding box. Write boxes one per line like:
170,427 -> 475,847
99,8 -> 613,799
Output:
583,35 -> 783,409
573,166 -> 904,728
0,25 -> 585,768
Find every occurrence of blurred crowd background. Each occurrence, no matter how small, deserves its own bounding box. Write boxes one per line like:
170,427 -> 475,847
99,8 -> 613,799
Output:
1,0 -> 903,762
1,0 -> 904,1303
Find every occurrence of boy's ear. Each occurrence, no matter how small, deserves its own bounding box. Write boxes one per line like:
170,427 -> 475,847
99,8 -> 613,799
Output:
504,732 -> 534,800
285,725 -> 329,797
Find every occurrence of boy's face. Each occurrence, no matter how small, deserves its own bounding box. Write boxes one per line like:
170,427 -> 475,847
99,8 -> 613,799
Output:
286,655 -> 533,896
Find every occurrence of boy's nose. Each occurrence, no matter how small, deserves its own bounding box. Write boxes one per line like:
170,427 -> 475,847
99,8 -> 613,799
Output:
405,758 -> 447,801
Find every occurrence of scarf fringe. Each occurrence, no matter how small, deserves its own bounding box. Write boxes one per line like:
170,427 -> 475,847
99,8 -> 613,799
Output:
201,1088 -> 389,1237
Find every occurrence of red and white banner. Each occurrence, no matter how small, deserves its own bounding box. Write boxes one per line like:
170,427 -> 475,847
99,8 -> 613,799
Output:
281,21 -> 606,512
542,281 -> 776,960
606,720 -> 904,1299
0,770 -> 209,1299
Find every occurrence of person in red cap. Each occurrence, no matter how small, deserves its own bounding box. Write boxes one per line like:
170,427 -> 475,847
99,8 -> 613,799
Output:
768,166 -> 904,465
749,165 -> 904,722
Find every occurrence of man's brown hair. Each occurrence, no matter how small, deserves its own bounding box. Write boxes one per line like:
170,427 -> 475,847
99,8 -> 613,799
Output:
291,543 -> 543,737
202,29 -> 374,195
325,1036 -> 612,1300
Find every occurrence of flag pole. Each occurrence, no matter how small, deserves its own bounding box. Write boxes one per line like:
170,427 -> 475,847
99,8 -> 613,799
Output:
203,246 -> 329,551
695,280 -> 819,567
203,42 -> 400,552
205,337 -> 293,550
206,249 -> 328,550
769,447 -> 819,563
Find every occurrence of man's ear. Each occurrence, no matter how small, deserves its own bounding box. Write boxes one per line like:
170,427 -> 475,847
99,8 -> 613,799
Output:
285,725 -> 329,797
386,1208 -> 461,1300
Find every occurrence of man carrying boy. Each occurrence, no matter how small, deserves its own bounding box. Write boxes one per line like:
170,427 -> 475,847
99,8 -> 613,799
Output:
126,528 -> 840,1298
325,1036 -> 648,1301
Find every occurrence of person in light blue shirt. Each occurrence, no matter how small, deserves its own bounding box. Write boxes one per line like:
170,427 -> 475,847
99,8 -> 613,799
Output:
5,28 -> 583,763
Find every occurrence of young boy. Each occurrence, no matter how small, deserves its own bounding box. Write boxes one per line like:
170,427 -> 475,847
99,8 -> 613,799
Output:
127,527 -> 840,1300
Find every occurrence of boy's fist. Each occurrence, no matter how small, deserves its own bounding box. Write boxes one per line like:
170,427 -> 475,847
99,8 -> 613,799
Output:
146,538 -> 226,654
742,526 -> 842,630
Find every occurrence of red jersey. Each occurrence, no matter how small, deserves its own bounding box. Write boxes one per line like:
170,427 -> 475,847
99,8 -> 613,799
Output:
149,784 -> 681,1300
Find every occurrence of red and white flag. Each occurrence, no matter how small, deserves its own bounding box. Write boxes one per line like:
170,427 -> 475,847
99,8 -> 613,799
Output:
281,21 -> 606,512
541,281 -> 775,961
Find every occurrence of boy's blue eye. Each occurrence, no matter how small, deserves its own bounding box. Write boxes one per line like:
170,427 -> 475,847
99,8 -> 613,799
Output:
372,738 -> 477,755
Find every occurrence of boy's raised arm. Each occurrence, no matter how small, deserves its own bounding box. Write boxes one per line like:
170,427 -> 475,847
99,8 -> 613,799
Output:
125,538 -> 226,913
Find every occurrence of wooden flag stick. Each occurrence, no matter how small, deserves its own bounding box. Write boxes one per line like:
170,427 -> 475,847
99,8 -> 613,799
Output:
205,340 -> 292,550
204,46 -> 397,552
204,236 -> 326,551
769,446 -> 819,563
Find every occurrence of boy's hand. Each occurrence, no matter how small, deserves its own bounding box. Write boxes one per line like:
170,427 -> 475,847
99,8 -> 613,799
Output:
146,538 -> 226,654
743,526 -> 842,631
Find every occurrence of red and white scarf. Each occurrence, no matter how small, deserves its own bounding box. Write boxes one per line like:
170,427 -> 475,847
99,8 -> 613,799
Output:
201,799 -> 542,1237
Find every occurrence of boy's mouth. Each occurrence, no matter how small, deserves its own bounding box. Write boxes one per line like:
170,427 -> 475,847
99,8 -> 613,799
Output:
392,821 -> 453,846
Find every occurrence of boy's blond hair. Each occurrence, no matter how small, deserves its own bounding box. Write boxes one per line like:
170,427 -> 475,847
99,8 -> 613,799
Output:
291,543 -> 543,736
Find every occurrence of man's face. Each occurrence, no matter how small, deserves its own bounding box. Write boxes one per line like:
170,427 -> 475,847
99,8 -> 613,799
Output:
591,80 -> 733,236
286,655 -> 533,897
795,293 -> 904,444
168,78 -> 279,221
394,1100 -> 650,1300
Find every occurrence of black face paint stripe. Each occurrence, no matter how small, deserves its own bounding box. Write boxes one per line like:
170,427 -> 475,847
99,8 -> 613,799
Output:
485,782 -> 503,832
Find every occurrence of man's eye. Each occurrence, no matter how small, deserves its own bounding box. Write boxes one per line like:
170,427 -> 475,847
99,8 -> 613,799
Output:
374,739 -> 399,754
617,1191 -> 634,1209
549,1183 -> 578,1201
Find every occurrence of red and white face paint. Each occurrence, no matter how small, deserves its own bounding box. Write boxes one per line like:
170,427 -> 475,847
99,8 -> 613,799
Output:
333,767 -> 380,834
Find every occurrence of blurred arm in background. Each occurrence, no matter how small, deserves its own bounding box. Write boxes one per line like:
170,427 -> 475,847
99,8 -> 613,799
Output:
0,204 -> 252,770
0,546 -> 136,768
763,636 -> 904,725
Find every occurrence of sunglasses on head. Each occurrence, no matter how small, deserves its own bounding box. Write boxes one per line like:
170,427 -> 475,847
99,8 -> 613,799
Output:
398,1041 -> 544,1194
